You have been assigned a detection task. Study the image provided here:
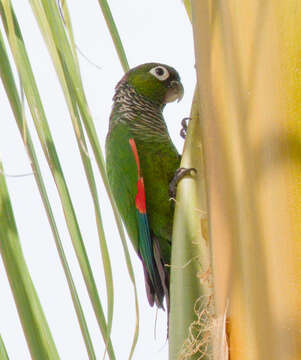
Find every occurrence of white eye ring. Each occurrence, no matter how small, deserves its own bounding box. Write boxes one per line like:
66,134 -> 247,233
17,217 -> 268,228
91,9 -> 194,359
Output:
149,66 -> 170,81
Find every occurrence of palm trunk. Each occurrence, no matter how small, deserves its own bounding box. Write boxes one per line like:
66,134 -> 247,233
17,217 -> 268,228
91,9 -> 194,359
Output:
191,0 -> 301,358
169,90 -> 213,359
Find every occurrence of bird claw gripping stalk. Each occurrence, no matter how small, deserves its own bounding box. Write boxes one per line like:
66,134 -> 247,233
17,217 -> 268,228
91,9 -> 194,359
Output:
169,167 -> 197,199
180,117 -> 191,139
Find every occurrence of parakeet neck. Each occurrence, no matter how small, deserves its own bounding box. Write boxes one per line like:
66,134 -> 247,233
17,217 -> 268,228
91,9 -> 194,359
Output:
109,83 -> 171,142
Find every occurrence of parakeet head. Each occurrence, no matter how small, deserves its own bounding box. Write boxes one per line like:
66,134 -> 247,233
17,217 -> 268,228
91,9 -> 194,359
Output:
116,63 -> 184,105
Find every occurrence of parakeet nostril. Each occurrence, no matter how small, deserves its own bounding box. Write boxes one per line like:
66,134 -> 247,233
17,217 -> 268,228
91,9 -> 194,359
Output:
166,80 -> 184,103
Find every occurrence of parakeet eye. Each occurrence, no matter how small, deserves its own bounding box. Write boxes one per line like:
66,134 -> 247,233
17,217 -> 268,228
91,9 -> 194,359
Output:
149,66 -> 170,81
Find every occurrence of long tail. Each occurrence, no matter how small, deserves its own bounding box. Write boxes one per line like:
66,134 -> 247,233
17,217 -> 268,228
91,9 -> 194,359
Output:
140,235 -> 169,312
153,236 -> 170,313
137,211 -> 164,308
129,138 -> 170,311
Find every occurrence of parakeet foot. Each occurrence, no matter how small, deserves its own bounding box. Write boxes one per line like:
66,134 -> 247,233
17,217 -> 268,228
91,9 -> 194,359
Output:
180,117 -> 191,139
169,167 -> 197,198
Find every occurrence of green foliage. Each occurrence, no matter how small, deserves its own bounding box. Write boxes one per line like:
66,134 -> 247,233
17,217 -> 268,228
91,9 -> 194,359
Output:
0,335 -> 9,360
0,1 -> 207,359
0,160 -> 60,360
0,0 -> 137,358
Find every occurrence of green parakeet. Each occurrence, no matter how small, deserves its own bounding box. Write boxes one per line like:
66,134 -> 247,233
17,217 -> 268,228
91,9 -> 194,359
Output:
105,63 -> 184,310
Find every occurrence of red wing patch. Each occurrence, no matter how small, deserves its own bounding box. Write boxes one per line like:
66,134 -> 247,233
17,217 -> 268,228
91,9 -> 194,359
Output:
129,138 -> 146,214
136,178 -> 146,213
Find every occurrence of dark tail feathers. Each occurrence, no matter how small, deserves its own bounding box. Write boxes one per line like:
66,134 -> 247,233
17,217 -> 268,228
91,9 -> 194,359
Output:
140,236 -> 170,312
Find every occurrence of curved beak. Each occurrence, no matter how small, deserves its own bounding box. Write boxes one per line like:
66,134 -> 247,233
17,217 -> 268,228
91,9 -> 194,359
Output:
164,80 -> 184,103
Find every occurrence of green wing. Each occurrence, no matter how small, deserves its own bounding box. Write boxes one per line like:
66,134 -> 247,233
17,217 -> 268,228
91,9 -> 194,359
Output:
106,121 -> 166,307
106,122 -> 139,250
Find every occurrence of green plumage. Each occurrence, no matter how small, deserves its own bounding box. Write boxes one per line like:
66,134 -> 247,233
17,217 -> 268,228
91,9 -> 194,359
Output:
105,63 -> 183,309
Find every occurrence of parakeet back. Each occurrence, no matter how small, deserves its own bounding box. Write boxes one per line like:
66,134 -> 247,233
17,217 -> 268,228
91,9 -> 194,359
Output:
106,63 -> 183,309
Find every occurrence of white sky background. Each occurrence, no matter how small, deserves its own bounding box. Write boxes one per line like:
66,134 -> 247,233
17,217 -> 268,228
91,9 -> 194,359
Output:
0,1 -> 195,359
